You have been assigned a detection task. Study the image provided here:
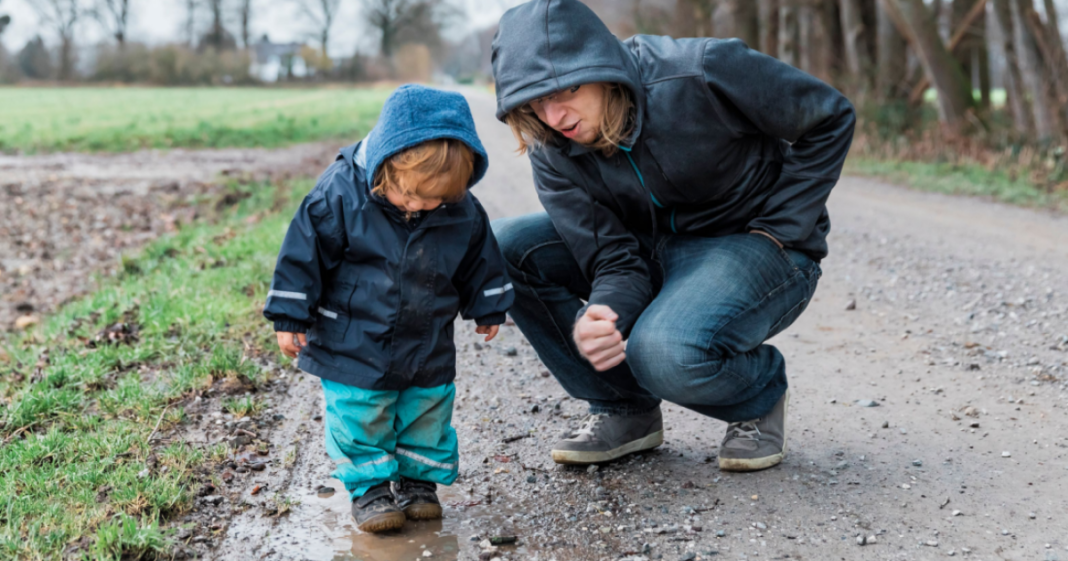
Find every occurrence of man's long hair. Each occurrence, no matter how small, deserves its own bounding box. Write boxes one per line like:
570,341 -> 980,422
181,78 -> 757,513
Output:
503,83 -> 635,157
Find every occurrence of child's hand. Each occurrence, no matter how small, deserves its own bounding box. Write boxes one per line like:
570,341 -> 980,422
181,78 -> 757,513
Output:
475,324 -> 499,342
276,332 -> 307,358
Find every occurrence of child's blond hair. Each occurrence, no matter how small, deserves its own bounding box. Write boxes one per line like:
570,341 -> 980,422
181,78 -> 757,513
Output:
373,138 -> 475,202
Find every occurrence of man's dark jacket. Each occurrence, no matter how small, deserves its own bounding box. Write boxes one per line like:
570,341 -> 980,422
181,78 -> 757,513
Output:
492,0 -> 856,337
264,85 -> 514,390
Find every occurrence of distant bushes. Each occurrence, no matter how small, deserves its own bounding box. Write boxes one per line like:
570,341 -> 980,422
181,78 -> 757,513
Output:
92,44 -> 256,86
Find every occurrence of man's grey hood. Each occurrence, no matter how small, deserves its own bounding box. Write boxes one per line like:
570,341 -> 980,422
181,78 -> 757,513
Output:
491,0 -> 645,134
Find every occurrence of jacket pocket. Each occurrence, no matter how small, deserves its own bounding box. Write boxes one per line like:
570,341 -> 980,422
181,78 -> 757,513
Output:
313,306 -> 349,344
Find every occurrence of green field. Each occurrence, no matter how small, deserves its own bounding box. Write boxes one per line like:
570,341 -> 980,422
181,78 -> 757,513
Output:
0,87 -> 392,153
0,178 -> 308,559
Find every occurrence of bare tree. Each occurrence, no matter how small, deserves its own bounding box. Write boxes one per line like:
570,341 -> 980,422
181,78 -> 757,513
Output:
185,0 -> 198,47
992,0 -> 1033,135
840,0 -> 875,97
798,0 -> 834,83
92,0 -> 130,49
884,0 -> 976,131
0,0 -> 11,36
950,0 -> 989,108
712,0 -> 758,45
364,0 -> 415,58
294,0 -> 341,58
237,0 -> 253,48
1022,0 -> 1068,131
201,0 -> 236,51
877,0 -> 909,100
28,0 -> 81,80
1012,0 -> 1062,141
677,0 -> 714,37
758,0 -> 779,54
778,0 -> 799,66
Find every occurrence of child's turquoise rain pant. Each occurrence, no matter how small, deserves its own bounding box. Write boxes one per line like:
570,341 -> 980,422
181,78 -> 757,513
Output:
321,378 -> 459,499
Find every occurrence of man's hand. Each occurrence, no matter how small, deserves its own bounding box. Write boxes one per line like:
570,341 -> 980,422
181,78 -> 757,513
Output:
276,331 -> 306,359
475,324 -> 500,342
573,305 -> 626,372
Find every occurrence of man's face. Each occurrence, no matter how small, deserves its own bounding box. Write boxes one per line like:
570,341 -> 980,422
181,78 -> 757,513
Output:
529,82 -> 607,146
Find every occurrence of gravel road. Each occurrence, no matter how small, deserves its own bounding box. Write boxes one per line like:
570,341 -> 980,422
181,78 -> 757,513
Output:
211,89 -> 1068,561
7,90 -> 1065,561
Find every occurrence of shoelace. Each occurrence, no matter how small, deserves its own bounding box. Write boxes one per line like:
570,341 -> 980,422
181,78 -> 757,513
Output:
573,414 -> 606,437
725,420 -> 762,442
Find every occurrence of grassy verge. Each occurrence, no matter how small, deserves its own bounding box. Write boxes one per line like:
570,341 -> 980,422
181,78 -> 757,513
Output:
0,177 -> 308,559
0,87 -> 390,153
845,158 -> 1068,212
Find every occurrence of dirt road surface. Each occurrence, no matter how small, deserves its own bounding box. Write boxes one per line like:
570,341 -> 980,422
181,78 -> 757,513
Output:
7,90 -> 1066,561
208,90 -> 1068,561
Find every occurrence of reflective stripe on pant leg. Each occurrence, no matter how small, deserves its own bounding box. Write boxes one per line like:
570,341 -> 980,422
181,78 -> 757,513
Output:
394,383 -> 459,485
321,378 -> 399,498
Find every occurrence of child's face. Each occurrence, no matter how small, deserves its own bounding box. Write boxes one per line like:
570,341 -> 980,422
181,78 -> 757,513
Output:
384,188 -> 444,214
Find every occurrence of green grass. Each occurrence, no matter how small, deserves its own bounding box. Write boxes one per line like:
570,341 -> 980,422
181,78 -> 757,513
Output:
846,157 -> 1068,211
222,395 -> 266,418
0,86 -> 391,153
0,177 -> 311,560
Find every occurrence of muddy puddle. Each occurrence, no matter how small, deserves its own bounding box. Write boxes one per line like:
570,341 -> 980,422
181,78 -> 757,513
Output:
272,478 -> 529,561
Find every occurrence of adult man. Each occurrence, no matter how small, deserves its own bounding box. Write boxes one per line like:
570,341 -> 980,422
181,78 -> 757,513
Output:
491,0 -> 854,471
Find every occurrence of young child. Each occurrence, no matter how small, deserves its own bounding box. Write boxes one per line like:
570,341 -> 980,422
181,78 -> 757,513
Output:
263,85 -> 513,533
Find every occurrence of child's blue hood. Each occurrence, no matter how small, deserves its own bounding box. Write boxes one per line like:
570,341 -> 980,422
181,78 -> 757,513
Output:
359,85 -> 489,190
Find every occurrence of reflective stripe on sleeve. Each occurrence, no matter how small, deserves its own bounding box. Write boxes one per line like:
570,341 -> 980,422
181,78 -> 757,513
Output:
483,283 -> 514,297
268,290 -> 307,301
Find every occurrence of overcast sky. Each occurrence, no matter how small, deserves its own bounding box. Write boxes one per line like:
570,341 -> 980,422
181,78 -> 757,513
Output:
0,0 -> 522,56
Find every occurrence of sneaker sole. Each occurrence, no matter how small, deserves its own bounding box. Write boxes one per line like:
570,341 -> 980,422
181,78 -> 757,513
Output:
718,389 -> 789,473
356,511 -> 406,533
551,430 -> 664,465
404,503 -> 443,520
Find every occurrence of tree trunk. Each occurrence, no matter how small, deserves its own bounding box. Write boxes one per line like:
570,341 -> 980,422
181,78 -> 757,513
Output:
712,0 -> 759,45
1042,0 -> 1068,127
840,0 -> 874,96
992,0 -> 1033,136
877,0 -> 910,99
890,0 -> 976,130
798,0 -> 833,82
778,0 -> 799,66
1011,0 -> 1060,141
1024,2 -> 1068,129
951,0 -> 988,107
240,0 -> 252,49
678,0 -> 714,38
58,36 -> 73,80
186,0 -> 197,47
758,0 -> 779,55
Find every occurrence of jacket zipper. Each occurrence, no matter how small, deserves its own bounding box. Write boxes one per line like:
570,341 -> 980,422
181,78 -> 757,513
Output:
619,145 -> 677,234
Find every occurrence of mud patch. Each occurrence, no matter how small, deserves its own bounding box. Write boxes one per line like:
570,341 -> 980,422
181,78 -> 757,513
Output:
0,142 -> 336,332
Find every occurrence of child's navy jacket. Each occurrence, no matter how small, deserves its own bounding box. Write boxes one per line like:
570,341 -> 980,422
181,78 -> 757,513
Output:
264,85 -> 514,391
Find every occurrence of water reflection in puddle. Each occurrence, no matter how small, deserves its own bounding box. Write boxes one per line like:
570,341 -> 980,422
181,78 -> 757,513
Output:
271,478 -> 529,561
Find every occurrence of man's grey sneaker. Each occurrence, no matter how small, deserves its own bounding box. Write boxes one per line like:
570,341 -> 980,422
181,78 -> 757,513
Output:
551,408 -> 664,465
718,389 -> 789,472
392,477 -> 443,520
352,482 -> 405,532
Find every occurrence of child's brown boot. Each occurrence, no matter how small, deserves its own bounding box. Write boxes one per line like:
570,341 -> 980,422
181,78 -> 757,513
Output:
393,477 -> 442,520
352,482 -> 405,532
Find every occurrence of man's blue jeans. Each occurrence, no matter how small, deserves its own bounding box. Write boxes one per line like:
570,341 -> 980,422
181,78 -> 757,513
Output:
492,213 -> 821,423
